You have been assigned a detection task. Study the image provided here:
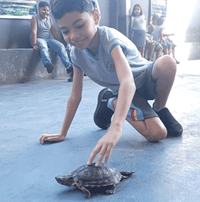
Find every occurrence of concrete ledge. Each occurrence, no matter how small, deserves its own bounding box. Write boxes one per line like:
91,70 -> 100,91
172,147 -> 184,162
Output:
188,43 -> 200,60
0,49 -> 68,86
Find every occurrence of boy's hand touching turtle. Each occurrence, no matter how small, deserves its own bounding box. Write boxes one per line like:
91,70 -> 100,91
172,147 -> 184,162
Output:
87,126 -> 122,167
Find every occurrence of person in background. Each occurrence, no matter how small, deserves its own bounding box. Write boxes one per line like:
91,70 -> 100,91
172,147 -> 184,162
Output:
148,14 -> 159,35
151,16 -> 179,64
161,17 -> 180,64
145,32 -> 163,61
30,1 -> 72,74
145,33 -> 155,61
165,36 -> 180,64
130,4 -> 146,57
151,17 -> 169,54
146,15 -> 163,60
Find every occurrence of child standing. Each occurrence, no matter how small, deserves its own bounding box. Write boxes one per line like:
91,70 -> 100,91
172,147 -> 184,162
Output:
130,4 -> 146,57
39,0 -> 183,167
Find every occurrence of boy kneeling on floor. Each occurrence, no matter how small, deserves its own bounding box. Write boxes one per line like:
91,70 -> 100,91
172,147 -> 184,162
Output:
39,0 -> 183,167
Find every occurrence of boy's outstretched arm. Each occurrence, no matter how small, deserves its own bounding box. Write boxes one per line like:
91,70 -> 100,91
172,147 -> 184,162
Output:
39,66 -> 83,144
88,45 -> 136,166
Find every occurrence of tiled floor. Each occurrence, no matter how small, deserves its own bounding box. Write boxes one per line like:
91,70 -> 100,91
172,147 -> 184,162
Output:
1,60 -> 200,201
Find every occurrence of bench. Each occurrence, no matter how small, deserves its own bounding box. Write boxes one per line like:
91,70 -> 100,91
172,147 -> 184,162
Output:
0,48 -> 69,86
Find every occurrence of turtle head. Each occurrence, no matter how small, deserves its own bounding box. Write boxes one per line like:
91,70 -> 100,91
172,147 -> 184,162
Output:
55,174 -> 74,187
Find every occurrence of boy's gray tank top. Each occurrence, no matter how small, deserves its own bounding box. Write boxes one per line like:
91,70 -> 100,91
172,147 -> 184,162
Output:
35,14 -> 52,39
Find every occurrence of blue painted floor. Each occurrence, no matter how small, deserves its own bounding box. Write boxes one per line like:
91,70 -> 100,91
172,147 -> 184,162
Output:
1,60 -> 200,202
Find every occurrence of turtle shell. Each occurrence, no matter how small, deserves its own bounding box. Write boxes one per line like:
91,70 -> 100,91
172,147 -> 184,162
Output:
71,163 -> 122,187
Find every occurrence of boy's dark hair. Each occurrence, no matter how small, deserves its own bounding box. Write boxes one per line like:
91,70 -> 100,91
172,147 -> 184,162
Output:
157,17 -> 164,26
50,0 -> 95,20
38,1 -> 50,8
131,4 -> 143,16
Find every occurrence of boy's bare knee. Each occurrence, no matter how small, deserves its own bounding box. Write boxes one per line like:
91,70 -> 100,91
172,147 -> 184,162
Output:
162,55 -> 176,69
145,128 -> 167,142
154,55 -> 177,77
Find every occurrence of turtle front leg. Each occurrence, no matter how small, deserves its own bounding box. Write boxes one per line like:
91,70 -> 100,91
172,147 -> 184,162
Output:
105,185 -> 116,195
81,186 -> 91,198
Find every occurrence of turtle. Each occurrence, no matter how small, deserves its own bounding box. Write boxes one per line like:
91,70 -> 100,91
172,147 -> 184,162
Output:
55,163 -> 133,198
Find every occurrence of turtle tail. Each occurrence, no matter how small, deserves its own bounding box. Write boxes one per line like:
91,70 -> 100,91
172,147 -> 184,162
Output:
120,171 -> 134,180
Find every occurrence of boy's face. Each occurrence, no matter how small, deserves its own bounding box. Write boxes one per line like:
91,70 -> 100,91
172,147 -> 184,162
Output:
38,6 -> 50,19
57,10 -> 99,51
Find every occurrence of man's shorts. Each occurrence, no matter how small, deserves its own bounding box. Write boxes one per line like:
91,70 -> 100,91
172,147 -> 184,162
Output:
133,62 -> 158,120
166,39 -> 176,49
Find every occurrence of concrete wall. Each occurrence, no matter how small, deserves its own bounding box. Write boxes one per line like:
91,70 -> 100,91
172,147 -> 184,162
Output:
0,18 -> 32,49
0,0 -> 151,49
0,0 -> 151,86
109,0 -> 132,38
97,0 -> 110,27
0,0 -> 111,86
0,49 -> 68,86
117,0 -> 130,37
0,0 -> 111,49
185,0 -> 200,60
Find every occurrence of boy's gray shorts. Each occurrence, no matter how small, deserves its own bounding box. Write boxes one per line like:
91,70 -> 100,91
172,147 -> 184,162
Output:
133,62 -> 158,120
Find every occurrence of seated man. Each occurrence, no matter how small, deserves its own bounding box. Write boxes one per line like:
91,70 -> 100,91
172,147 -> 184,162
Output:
163,36 -> 180,64
30,1 -> 71,73
145,33 -> 163,60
